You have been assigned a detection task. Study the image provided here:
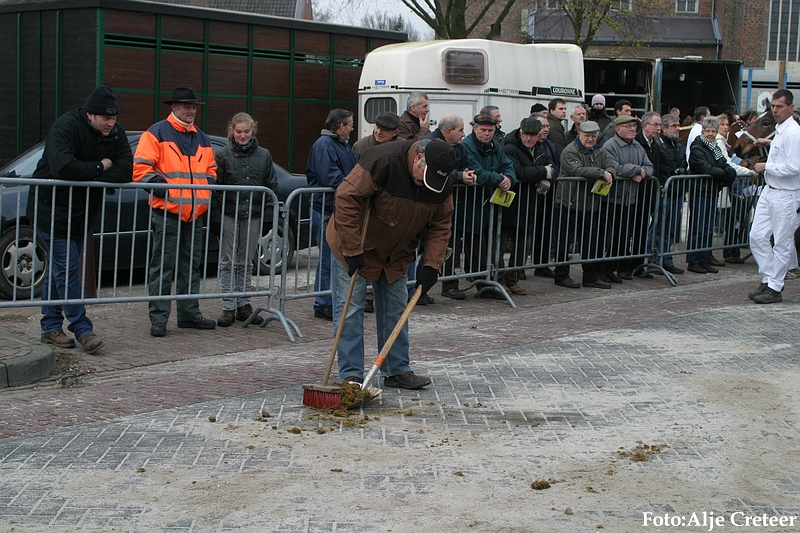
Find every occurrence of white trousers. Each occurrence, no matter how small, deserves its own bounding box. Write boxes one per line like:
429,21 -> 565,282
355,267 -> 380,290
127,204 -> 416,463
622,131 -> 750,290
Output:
749,186 -> 800,292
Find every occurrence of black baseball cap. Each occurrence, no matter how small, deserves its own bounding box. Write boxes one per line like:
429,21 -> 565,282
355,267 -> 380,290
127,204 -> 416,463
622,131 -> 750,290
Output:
423,140 -> 456,193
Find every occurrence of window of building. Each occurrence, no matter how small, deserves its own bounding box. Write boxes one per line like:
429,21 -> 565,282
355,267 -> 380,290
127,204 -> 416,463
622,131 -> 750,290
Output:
676,0 -> 698,13
544,0 -> 562,9
611,0 -> 632,10
768,0 -> 800,62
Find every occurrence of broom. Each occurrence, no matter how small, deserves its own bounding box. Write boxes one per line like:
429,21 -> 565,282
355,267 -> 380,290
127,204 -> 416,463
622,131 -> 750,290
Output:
302,209 -> 369,409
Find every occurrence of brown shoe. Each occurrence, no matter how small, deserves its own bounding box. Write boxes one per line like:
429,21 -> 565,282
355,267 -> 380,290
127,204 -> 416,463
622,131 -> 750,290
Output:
236,304 -> 264,326
583,279 -> 611,289
503,282 -> 527,296
79,333 -> 104,355
40,330 -> 75,348
555,278 -> 581,289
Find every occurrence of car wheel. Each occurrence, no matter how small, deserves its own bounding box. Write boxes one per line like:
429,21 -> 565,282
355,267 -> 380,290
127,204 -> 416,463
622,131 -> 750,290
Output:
257,225 -> 295,275
0,226 -> 48,299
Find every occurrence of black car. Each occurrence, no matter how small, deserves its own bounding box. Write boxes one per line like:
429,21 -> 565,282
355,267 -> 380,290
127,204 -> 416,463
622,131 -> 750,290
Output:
0,132 -> 311,299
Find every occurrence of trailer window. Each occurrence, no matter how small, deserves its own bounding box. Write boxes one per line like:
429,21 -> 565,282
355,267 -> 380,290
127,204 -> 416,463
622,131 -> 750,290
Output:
443,49 -> 488,85
364,98 -> 398,123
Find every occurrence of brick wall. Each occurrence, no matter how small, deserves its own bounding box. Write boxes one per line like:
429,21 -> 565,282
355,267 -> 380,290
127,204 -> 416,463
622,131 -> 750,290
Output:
459,0 -> 769,68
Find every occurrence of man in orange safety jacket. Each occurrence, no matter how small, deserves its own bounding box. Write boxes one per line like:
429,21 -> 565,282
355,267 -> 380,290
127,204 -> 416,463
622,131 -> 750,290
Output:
133,87 -> 218,337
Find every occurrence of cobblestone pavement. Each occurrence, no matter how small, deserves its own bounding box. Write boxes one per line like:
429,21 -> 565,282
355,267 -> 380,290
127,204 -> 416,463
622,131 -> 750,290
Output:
0,262 -> 799,531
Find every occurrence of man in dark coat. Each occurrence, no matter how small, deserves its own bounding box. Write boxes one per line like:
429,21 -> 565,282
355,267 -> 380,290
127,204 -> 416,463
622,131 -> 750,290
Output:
503,117 -> 557,287
647,113 -> 688,275
423,115 -> 477,300
626,110 -> 663,279
27,85 -> 133,354
546,98 -> 569,155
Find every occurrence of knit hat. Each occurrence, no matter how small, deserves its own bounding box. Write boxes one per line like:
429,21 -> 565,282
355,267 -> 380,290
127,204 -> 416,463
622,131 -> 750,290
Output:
84,85 -> 119,116
530,103 -> 548,114
591,94 -> 606,106
423,140 -> 456,193
375,111 -> 400,130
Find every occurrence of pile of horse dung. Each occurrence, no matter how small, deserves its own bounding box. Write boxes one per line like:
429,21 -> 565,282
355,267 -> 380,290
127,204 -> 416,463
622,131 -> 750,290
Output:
337,381 -> 373,409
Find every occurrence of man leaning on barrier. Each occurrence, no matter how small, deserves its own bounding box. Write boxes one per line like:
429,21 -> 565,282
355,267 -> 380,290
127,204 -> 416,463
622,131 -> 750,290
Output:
503,117 -> 557,289
423,114 -> 477,301
601,114 -> 654,283
28,85 -> 133,354
647,113 -> 688,275
556,121 -> 615,289
462,111 -> 518,298
134,87 -> 218,338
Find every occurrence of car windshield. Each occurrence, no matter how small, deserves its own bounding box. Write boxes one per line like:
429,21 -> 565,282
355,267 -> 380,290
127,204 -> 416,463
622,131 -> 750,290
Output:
0,145 -> 44,177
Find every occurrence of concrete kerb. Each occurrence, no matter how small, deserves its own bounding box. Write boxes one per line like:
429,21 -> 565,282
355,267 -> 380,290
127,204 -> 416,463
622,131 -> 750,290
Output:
0,330 -> 54,388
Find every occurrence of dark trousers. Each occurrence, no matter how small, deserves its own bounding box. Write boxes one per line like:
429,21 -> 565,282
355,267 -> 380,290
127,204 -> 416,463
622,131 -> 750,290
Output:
147,210 -> 205,324
553,207 -> 603,282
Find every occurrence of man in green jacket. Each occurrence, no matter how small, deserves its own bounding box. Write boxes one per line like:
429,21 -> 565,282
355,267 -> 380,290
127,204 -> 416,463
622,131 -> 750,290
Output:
462,112 -> 517,298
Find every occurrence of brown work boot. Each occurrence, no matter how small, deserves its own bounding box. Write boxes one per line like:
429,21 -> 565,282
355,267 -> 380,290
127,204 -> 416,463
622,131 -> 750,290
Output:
78,333 -> 104,355
236,304 -> 263,325
217,310 -> 236,327
40,330 -> 75,348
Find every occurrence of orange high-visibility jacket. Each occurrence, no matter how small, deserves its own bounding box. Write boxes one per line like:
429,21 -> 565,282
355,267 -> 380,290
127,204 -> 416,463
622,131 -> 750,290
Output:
133,113 -> 217,222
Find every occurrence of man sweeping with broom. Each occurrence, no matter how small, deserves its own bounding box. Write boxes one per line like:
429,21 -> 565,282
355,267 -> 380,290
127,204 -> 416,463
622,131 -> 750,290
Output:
326,138 -> 456,389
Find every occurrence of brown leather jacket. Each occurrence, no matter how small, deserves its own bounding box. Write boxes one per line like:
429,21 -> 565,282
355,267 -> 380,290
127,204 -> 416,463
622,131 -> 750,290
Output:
326,140 -> 453,284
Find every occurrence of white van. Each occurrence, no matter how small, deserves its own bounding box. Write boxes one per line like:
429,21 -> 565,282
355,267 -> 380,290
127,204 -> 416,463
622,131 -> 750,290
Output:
357,39 -> 585,139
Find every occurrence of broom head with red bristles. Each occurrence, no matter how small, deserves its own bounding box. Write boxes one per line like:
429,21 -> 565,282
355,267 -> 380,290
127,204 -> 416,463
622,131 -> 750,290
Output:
302,384 -> 343,409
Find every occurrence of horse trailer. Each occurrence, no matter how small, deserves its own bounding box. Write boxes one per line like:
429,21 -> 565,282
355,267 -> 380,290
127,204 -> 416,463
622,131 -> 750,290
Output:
584,57 -> 743,119
741,68 -> 800,113
0,0 -> 403,171
357,39 -> 585,138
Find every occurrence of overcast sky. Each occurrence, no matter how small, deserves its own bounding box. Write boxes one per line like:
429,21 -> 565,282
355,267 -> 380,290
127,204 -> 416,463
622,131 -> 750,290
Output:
313,0 -> 433,38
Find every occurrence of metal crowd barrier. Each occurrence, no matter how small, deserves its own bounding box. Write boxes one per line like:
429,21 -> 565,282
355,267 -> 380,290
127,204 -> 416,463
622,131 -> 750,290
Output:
487,176 -> 661,288
0,178 -> 300,341
1,175 -> 757,338
653,174 -> 756,285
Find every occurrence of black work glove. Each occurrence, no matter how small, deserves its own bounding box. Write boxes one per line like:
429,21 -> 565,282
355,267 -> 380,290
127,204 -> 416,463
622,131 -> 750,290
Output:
415,265 -> 438,296
149,176 -> 168,198
345,254 -> 365,277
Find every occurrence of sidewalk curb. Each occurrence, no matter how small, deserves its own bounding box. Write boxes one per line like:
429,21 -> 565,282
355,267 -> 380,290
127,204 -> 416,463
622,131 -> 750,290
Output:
0,330 -> 54,388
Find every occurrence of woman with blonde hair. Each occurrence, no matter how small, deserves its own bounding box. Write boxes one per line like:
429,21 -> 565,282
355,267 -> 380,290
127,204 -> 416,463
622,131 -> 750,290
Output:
715,113 -> 758,264
213,112 -> 278,326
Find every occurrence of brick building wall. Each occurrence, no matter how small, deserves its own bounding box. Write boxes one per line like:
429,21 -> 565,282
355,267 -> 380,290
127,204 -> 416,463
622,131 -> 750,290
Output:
459,0 -> 770,68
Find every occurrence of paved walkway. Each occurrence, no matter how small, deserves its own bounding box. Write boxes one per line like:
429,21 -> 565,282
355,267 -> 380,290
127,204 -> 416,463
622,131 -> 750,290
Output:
1,261 -> 799,531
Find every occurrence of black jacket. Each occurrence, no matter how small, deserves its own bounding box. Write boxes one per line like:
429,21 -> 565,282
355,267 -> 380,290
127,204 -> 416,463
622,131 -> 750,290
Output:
26,107 -> 133,239
503,128 -> 555,219
214,138 -> 278,219
689,136 -> 736,189
653,134 -> 688,185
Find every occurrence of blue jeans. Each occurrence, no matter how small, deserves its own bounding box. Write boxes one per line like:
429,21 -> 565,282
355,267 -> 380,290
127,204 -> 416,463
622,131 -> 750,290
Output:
38,230 -> 94,341
311,208 -> 332,311
331,255 -> 411,380
686,194 -> 714,264
647,195 -> 682,267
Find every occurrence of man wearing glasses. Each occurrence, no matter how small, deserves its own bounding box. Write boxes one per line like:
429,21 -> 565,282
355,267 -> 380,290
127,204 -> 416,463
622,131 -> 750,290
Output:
648,114 -> 688,275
